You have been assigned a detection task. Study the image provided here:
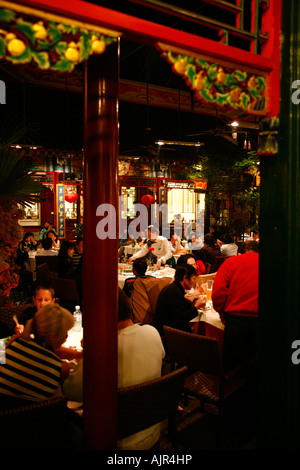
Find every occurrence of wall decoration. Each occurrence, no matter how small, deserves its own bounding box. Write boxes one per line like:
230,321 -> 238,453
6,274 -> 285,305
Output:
0,6 -> 119,72
157,43 -> 267,116
56,184 -> 66,238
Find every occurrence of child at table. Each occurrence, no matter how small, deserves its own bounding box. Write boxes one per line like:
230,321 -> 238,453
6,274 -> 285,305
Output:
14,284 -> 56,336
8,284 -> 82,361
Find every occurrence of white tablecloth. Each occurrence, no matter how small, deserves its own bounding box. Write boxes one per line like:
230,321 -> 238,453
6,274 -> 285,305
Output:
124,245 -> 141,256
28,250 -> 59,280
118,266 -> 175,289
190,304 -> 224,331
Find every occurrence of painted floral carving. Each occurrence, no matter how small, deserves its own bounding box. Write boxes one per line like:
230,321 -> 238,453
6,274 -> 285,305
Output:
0,7 -> 117,72
161,50 -> 266,115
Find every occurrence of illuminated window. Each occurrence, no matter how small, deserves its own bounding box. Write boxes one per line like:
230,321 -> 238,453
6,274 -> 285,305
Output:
18,200 -> 41,226
65,185 -> 79,220
121,187 -> 137,219
167,185 -> 195,223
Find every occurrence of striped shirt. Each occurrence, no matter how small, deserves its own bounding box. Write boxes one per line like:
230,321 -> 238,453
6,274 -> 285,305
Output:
72,248 -> 82,267
0,337 -> 62,402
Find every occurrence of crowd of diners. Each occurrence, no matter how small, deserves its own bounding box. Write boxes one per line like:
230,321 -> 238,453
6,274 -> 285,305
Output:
0,219 -> 259,450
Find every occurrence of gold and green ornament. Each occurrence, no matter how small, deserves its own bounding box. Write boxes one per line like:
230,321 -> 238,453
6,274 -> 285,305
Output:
161,49 -> 266,115
0,7 -> 117,72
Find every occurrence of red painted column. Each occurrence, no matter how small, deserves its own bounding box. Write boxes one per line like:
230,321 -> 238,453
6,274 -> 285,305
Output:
82,41 -> 119,449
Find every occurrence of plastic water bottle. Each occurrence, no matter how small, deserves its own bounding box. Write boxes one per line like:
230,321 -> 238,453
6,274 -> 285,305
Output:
73,305 -> 82,333
0,339 -> 6,364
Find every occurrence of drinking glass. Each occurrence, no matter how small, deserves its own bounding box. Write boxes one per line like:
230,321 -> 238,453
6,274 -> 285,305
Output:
206,280 -> 213,301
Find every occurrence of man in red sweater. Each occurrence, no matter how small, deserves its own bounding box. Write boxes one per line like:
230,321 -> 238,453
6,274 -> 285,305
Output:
212,240 -> 259,372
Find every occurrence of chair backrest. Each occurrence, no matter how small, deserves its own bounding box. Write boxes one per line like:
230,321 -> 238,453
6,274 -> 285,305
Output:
36,263 -> 51,283
163,326 -> 224,377
0,396 -> 71,448
130,276 -> 172,324
35,255 -> 58,274
51,277 -> 80,303
197,272 -> 217,289
118,366 -> 188,439
0,304 -> 35,331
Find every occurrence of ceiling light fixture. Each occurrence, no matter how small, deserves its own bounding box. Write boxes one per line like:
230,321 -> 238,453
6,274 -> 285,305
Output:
155,140 -> 204,147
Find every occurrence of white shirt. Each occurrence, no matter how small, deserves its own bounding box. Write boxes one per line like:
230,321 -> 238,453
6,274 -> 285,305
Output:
220,243 -> 238,257
118,323 -> 165,450
131,236 -> 172,264
169,240 -> 184,253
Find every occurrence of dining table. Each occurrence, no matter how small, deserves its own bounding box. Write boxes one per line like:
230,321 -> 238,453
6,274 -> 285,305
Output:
62,327 -> 84,414
123,244 -> 142,257
27,248 -> 59,280
118,263 -> 175,289
190,302 -> 224,353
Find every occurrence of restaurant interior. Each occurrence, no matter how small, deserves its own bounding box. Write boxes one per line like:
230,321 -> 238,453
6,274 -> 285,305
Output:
0,0 -> 299,453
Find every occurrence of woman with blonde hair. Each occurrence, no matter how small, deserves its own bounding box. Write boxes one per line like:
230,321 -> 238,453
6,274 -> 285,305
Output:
0,303 -> 74,404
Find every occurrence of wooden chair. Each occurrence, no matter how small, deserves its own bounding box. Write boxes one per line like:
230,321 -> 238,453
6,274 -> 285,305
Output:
35,255 -> 58,273
163,326 -> 248,448
197,272 -> 217,289
50,277 -> 81,308
130,276 -> 172,324
36,262 -> 52,283
0,303 -> 35,334
0,395 -> 73,449
118,366 -> 188,450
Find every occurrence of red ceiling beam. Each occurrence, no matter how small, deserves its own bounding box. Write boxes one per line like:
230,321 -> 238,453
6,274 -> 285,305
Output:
16,0 -> 274,73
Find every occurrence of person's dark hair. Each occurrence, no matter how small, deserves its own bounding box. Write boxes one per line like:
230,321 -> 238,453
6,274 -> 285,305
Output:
43,220 -> 50,226
42,237 -> 53,250
175,264 -> 198,282
23,231 -> 34,240
59,240 -> 74,258
244,240 -> 259,253
220,234 -> 234,244
33,284 -> 55,299
47,229 -> 57,238
133,258 -> 147,276
204,233 -> 216,246
118,288 -> 132,322
176,253 -> 196,267
76,236 -> 83,244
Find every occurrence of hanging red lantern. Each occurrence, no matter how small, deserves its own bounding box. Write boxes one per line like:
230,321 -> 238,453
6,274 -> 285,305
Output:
141,194 -> 155,206
65,191 -> 79,203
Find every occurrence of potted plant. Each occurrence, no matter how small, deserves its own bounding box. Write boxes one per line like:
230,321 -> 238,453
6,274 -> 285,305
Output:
0,146 -> 44,305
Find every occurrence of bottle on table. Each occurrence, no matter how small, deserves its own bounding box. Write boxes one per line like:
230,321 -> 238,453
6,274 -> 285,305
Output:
73,305 -> 82,332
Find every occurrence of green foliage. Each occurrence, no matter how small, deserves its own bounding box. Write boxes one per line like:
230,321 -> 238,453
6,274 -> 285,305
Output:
0,147 -> 44,206
183,150 -> 260,236
73,222 -> 83,238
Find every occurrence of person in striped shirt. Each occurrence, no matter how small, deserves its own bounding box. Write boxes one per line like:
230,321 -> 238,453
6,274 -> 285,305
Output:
72,236 -> 83,268
0,303 -> 74,404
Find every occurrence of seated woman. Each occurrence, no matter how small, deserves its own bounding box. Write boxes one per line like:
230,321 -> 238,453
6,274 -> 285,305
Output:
46,229 -> 60,249
57,240 -> 76,278
0,303 -> 74,405
177,253 -> 206,275
16,231 -> 37,267
15,232 -> 38,288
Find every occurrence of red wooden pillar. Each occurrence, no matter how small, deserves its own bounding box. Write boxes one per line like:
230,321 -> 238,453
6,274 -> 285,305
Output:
82,41 -> 119,449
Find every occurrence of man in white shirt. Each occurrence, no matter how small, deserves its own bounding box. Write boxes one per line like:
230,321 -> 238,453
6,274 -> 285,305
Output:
118,288 -> 165,450
128,224 -> 172,268
218,234 -> 238,258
